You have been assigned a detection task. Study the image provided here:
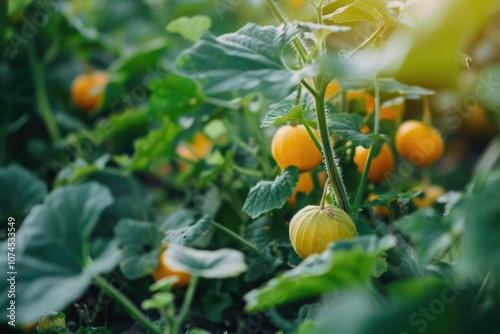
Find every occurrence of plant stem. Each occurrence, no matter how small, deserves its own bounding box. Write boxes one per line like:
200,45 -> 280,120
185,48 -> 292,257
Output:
422,96 -> 432,125
352,76 -> 382,215
244,106 -> 273,179
93,275 -> 160,334
26,43 -> 61,142
265,0 -> 308,62
171,275 -> 200,334
320,177 -> 330,209
233,165 -> 264,178
211,221 -> 259,253
471,271 -> 492,312
313,83 -> 350,215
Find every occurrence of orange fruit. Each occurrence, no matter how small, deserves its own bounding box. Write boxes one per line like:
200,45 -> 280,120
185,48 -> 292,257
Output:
152,249 -> 191,288
395,120 -> 444,168
71,71 -> 109,112
367,193 -> 391,218
287,172 -> 315,207
271,124 -> 323,172
176,133 -> 212,170
411,185 -> 445,208
353,143 -> 395,183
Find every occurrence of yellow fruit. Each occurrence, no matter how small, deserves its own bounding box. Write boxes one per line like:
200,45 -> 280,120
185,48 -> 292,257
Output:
289,205 -> 357,259
412,185 -> 445,208
353,143 -> 395,183
152,249 -> 191,288
287,172 -> 315,207
459,105 -> 497,136
71,71 -> 109,112
395,120 -> 444,168
325,80 -> 341,100
271,124 -> 323,172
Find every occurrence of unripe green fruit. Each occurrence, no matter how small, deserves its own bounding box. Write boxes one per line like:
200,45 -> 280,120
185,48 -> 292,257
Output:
289,205 -> 357,259
38,312 -> 66,330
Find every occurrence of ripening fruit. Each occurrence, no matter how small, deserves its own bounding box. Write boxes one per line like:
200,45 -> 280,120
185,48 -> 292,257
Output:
395,120 -> 444,168
348,91 -> 375,113
459,105 -> 497,136
152,249 -> 191,288
176,133 -> 212,163
362,97 -> 406,133
38,312 -> 66,330
353,143 -> 395,183
289,205 -> 357,259
287,172 -> 314,207
367,193 -> 390,218
412,185 -> 445,208
271,124 -> 323,172
71,71 -> 109,112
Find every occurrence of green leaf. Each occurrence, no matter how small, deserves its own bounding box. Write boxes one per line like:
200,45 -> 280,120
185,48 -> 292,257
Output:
55,155 -> 110,187
0,164 -> 47,218
125,118 -> 183,170
148,74 -> 204,119
245,248 -> 283,282
177,23 -> 307,100
244,235 -> 396,311
8,0 -> 31,16
0,183 -> 118,324
394,208 -> 453,266
460,174 -> 500,280
242,167 -> 300,219
165,244 -> 247,278
377,78 -> 435,99
329,113 -> 373,148
166,16 -> 212,42
109,38 -> 169,75
261,104 -> 305,128
160,208 -> 198,231
114,219 -> 163,279
201,291 -> 232,323
162,215 -> 214,247
325,0 -> 393,26
244,216 -> 290,249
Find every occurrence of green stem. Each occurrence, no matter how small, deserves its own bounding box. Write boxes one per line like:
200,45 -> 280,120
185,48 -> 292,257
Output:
211,221 -> 259,253
265,0 -> 308,62
471,271 -> 492,312
244,107 -> 273,179
223,118 -> 256,156
301,79 -> 320,100
313,83 -> 350,215
93,275 -> 160,334
171,275 -> 200,334
26,43 -> 61,142
352,76 -> 381,215
233,165 -> 264,178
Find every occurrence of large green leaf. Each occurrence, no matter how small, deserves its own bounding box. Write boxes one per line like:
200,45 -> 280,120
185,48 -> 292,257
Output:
115,219 -> 163,279
0,164 -> 47,218
329,113 -> 373,148
176,23 -> 306,100
148,75 -> 204,120
108,38 -> 169,75
0,183 -> 118,324
165,244 -> 247,279
242,167 -> 300,219
244,235 -> 396,311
